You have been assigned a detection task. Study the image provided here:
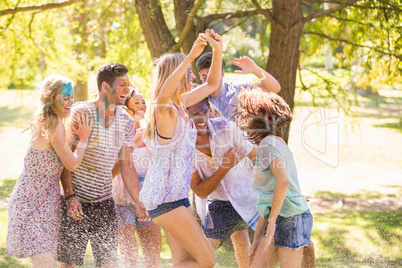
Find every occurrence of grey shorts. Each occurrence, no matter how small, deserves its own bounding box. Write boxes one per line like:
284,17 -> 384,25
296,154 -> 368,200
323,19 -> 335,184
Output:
202,200 -> 247,245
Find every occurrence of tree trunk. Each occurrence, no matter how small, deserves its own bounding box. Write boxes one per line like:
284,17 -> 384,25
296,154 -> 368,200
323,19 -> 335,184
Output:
135,0 -> 177,59
266,0 -> 304,143
174,0 -> 203,80
174,0 -> 197,55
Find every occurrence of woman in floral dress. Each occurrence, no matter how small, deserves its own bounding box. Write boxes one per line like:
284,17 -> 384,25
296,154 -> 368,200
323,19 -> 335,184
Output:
7,74 -> 92,267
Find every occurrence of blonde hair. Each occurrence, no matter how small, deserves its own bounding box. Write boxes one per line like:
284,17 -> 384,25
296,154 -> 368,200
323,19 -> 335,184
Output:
28,74 -> 74,141
144,53 -> 189,140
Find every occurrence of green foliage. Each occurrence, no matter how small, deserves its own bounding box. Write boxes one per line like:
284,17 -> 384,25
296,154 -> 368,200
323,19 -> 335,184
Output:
0,0 -> 153,96
301,1 -> 402,92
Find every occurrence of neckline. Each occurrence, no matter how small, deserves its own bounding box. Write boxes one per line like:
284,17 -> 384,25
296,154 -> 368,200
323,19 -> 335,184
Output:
94,102 -> 118,129
30,146 -> 54,152
266,135 -> 287,146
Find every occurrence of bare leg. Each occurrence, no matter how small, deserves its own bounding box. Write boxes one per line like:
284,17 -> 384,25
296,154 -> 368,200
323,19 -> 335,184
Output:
250,237 -> 278,268
118,225 -> 139,268
278,247 -> 303,268
302,241 -> 316,268
30,252 -> 55,268
137,225 -> 162,268
231,229 -> 251,268
153,206 -> 216,268
207,238 -> 222,251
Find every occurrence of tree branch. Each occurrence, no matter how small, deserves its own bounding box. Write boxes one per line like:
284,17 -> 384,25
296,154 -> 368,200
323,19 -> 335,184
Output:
303,31 -> 402,60
202,8 -> 266,24
250,0 -> 275,25
170,0 -> 206,52
303,0 -> 359,23
28,11 -> 46,55
0,0 -> 83,17
327,14 -> 376,28
218,17 -> 249,36
303,0 -> 402,12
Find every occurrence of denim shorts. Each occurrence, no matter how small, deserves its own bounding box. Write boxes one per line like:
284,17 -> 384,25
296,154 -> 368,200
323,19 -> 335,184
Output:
268,209 -> 313,250
147,198 -> 191,219
202,200 -> 247,244
115,204 -> 156,228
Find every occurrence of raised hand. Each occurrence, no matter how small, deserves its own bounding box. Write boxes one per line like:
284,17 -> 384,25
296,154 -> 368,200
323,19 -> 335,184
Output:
231,56 -> 258,74
187,33 -> 209,60
72,112 -> 93,142
205,29 -> 223,50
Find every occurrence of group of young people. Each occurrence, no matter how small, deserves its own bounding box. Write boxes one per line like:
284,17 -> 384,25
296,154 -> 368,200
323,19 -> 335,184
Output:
7,29 -> 314,268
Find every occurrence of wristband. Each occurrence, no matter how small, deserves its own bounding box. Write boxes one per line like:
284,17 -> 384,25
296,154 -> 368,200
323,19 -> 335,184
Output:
65,193 -> 76,201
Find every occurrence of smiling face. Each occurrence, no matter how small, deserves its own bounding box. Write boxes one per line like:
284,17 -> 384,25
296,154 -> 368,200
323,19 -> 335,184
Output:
104,74 -> 130,106
188,100 -> 209,136
199,68 -> 209,84
54,83 -> 74,117
127,93 -> 146,120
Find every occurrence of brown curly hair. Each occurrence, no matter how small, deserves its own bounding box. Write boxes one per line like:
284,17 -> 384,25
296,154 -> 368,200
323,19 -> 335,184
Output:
235,89 -> 292,144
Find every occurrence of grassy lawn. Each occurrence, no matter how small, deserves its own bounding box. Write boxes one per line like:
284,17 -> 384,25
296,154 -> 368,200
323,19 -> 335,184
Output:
0,71 -> 401,267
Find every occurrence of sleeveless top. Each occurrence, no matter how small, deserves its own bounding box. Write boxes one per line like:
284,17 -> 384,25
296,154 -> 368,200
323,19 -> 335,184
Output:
140,104 -> 197,210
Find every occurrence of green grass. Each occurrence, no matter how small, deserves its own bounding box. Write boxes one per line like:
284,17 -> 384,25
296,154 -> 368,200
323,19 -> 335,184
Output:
1,204 -> 401,267
313,210 -> 402,267
0,179 -> 17,198
312,190 -> 399,199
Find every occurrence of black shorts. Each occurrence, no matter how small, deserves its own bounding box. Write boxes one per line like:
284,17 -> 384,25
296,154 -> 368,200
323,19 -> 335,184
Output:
57,198 -> 118,267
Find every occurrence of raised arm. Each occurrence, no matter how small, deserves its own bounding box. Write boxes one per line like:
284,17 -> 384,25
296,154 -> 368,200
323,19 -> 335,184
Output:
156,33 -> 209,107
182,30 -> 223,107
51,112 -> 92,171
231,56 -> 281,93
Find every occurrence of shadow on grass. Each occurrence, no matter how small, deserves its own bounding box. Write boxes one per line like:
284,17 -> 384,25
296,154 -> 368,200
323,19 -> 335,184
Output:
0,247 -> 29,268
313,190 -> 395,199
317,257 -> 402,268
0,106 -> 32,128
0,179 -> 17,198
313,210 -> 402,267
362,210 -> 402,245
373,119 -> 402,133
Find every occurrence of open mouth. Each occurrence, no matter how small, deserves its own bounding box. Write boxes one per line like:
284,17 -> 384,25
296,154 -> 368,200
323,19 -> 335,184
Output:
196,122 -> 206,129
120,95 -> 127,101
64,107 -> 71,114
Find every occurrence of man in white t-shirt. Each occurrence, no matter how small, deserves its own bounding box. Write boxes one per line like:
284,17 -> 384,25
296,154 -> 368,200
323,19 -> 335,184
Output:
188,99 -> 259,268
